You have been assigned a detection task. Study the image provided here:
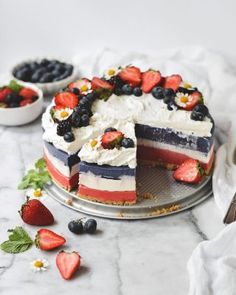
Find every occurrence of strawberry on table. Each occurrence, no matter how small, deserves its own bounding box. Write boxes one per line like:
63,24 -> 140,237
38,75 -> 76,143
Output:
163,74 -> 182,91
0,87 -> 13,102
19,87 -> 38,100
173,159 -> 204,184
56,251 -> 81,280
101,131 -> 124,149
141,70 -> 162,93
19,198 -> 54,226
118,66 -> 142,87
54,91 -> 78,109
35,229 -> 66,251
91,77 -> 113,90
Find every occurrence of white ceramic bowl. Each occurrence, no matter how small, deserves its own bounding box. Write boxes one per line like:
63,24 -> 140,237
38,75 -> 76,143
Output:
11,57 -> 79,95
0,81 -> 43,126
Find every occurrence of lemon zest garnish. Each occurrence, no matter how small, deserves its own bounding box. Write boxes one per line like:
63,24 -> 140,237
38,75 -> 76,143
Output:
183,83 -> 192,89
34,261 -> 44,268
108,69 -> 115,76
34,189 -> 42,198
180,96 -> 188,103
60,111 -> 69,118
90,139 -> 98,148
80,85 -> 88,92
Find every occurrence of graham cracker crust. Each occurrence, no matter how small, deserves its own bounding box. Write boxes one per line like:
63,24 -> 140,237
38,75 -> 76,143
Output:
77,193 -> 136,206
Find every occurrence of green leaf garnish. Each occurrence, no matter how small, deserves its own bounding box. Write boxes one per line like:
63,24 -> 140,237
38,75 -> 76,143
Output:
8,80 -> 23,93
0,227 -> 33,254
18,158 -> 51,190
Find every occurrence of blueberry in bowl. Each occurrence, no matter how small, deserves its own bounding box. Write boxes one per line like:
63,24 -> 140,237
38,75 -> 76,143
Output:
11,58 -> 78,95
0,80 -> 43,126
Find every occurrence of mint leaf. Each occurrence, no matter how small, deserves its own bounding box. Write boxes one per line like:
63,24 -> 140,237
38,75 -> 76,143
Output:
8,80 -> 23,93
0,227 -> 33,254
18,158 -> 51,190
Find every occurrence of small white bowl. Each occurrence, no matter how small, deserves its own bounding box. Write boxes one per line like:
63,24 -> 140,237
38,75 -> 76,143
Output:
0,81 -> 43,126
11,57 -> 79,95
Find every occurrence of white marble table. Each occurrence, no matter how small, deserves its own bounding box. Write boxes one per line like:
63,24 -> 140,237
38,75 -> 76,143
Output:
0,107 -> 224,295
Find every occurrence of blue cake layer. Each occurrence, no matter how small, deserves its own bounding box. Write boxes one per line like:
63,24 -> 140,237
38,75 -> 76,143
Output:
44,141 -> 80,167
80,161 -> 135,179
135,124 -> 213,154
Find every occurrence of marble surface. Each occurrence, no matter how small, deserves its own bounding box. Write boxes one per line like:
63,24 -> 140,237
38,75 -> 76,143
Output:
0,104 -> 225,295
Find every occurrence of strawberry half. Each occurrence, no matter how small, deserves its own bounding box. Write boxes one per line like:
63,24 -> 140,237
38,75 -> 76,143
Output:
163,74 -> 182,91
101,131 -> 124,149
35,229 -> 66,251
183,91 -> 202,111
141,70 -> 162,93
19,198 -> 54,226
54,92 -> 78,109
173,159 -> 203,184
118,66 -> 142,87
56,251 -> 81,280
0,87 -> 13,102
91,77 -> 113,90
19,87 -> 38,100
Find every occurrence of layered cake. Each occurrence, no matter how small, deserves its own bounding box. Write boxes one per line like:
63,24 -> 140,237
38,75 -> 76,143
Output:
42,65 -> 215,204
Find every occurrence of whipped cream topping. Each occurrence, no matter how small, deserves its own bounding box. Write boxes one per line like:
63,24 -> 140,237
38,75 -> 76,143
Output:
78,121 -> 136,168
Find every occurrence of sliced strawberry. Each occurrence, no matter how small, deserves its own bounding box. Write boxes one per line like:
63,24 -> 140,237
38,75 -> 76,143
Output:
183,91 -> 202,111
68,78 -> 90,90
20,98 -> 32,107
19,87 -> 38,100
53,105 -> 65,110
141,70 -> 162,93
91,77 -> 113,90
0,87 -> 13,102
173,159 -> 203,184
118,66 -> 142,87
163,74 -> 182,91
54,92 -> 78,109
35,229 -> 66,251
19,198 -> 54,225
101,131 -> 124,149
56,251 -> 81,280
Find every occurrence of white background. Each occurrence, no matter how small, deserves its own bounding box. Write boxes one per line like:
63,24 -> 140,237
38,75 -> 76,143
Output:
0,0 -> 236,73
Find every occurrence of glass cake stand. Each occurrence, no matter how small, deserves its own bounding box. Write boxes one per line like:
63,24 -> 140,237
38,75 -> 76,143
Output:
44,166 -> 212,220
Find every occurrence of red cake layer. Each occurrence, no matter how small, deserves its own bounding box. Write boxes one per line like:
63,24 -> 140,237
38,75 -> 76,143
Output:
44,154 -> 79,191
78,184 -> 136,204
137,145 -> 214,174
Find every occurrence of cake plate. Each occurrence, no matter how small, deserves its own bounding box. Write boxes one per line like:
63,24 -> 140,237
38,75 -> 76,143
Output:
44,165 -> 212,220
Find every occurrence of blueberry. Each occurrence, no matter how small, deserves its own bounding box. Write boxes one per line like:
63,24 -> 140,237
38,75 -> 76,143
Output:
31,72 -> 41,83
39,73 -> 53,83
104,127 -> 117,133
84,219 -> 97,234
71,112 -> 81,128
81,114 -> 90,126
121,138 -> 135,148
8,102 -> 19,108
51,69 -> 61,78
14,68 -> 31,81
40,58 -> 50,67
113,87 -> 123,96
193,104 -> 208,116
133,87 -> 142,97
163,96 -> 174,104
68,220 -> 84,234
86,92 -> 97,102
70,88 -> 80,95
34,67 -> 47,77
152,87 -> 164,99
29,62 -> 40,71
5,93 -> 22,104
57,121 -> 71,136
64,64 -> 73,75
191,111 -> 204,121
163,88 -> 175,98
122,84 -> 133,95
64,131 -> 75,142
79,97 -> 90,108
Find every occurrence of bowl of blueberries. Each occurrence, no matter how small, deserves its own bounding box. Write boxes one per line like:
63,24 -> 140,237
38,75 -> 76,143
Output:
11,58 -> 78,95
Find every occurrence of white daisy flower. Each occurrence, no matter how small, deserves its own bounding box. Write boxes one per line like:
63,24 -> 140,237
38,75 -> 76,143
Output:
180,81 -> 195,90
30,258 -> 49,272
175,92 -> 190,108
104,67 -> 120,80
26,188 -> 47,200
76,79 -> 92,94
53,107 -> 73,121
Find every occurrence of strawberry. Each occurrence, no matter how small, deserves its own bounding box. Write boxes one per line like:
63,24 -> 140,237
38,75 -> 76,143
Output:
19,198 -> 54,226
19,87 -> 38,100
101,131 -> 124,149
91,77 -> 113,90
35,229 -> 66,251
56,251 -> 81,280
0,87 -> 12,102
163,74 -> 182,91
54,92 -> 78,109
20,98 -> 32,107
118,66 -> 142,87
183,91 -> 202,111
141,70 -> 162,93
173,159 -> 203,184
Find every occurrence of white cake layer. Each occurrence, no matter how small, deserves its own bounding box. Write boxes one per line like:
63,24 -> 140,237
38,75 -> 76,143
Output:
79,172 -> 135,192
44,145 -> 79,177
138,138 -> 214,163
